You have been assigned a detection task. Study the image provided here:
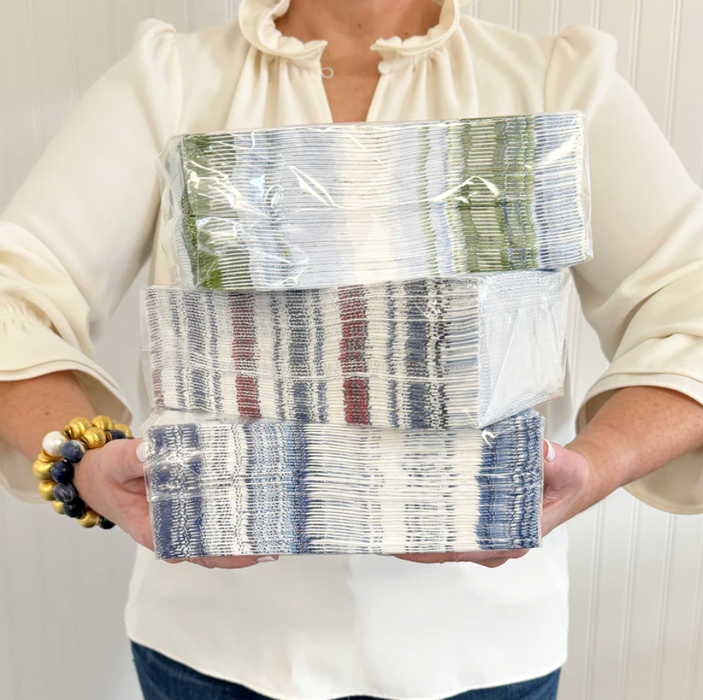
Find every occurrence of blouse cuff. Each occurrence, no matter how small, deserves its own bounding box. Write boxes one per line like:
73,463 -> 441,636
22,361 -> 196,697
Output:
577,373 -> 703,515
0,308 -> 131,502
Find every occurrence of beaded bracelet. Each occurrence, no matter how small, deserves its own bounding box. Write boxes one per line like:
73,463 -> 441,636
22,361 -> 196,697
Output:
32,415 -> 133,529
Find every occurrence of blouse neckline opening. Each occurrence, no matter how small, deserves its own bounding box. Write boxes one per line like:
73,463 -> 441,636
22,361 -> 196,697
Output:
238,0 -> 465,71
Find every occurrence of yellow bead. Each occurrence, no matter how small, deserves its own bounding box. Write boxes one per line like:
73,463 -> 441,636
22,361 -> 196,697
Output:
114,423 -> 133,439
65,417 -> 93,440
91,415 -> 115,431
81,427 -> 107,450
32,460 -> 54,481
77,509 -> 101,528
38,480 -> 56,501
51,500 -> 65,515
37,450 -> 56,464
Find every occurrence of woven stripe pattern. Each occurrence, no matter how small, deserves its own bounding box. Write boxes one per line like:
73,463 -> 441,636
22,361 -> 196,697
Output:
160,112 -> 591,290
145,410 -> 544,558
142,271 -> 569,430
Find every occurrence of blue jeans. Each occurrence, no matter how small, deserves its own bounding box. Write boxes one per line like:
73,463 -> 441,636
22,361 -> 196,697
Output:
132,642 -> 561,700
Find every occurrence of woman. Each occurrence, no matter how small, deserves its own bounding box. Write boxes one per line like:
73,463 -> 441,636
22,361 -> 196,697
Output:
1,0 -> 703,698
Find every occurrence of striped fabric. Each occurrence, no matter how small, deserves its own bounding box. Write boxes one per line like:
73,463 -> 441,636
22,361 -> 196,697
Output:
145,410 -> 544,559
142,271 -> 569,430
160,112 -> 591,291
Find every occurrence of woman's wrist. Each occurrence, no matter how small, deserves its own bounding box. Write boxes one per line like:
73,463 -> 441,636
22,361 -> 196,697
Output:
567,425 -> 632,505
32,414 -> 132,528
565,386 -> 703,518
565,437 -> 618,518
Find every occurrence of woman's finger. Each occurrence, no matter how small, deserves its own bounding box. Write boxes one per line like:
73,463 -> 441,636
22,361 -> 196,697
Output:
394,549 -> 528,565
190,555 -> 275,569
130,523 -> 155,552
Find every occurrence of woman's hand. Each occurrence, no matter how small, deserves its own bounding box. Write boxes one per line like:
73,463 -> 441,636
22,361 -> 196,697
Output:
540,441 -> 592,537
395,441 -> 592,568
72,438 -> 272,569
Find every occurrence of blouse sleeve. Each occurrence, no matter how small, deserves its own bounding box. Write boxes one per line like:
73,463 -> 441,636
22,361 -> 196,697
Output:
0,19 -> 181,501
546,25 -> 703,514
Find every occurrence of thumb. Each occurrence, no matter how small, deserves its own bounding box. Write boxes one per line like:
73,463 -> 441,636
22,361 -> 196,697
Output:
543,439 -> 557,462
101,437 -> 145,489
542,441 -> 584,492
541,441 -> 590,536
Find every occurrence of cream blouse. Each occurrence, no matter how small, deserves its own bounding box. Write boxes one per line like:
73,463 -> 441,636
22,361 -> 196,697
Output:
2,0 -> 703,696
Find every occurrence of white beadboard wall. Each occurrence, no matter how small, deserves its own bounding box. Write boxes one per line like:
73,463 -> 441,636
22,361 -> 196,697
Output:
1,1 -> 702,699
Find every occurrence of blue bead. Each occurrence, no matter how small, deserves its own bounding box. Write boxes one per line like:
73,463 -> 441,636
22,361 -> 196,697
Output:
61,440 -> 86,463
108,429 -> 126,440
53,483 -> 78,504
63,499 -> 85,519
49,461 -> 74,484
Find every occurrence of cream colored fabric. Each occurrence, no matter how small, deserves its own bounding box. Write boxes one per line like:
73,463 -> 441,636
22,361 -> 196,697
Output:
2,0 -> 703,694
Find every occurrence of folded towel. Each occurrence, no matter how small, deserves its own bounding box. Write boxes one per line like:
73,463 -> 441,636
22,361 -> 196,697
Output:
142,271 -> 569,430
144,409 -> 544,559
160,112 -> 590,290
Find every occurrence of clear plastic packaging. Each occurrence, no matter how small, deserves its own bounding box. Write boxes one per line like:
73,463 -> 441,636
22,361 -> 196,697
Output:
142,409 -> 544,559
141,270 -> 570,430
159,112 -> 591,291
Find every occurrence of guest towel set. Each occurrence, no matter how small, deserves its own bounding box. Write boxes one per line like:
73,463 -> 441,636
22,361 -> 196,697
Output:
141,112 -> 590,559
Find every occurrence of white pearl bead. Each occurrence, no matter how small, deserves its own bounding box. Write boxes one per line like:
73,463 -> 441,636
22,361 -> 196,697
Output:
42,431 -> 67,458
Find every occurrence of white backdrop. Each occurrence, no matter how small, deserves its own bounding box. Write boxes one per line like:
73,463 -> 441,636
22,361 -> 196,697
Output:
1,1 -> 703,699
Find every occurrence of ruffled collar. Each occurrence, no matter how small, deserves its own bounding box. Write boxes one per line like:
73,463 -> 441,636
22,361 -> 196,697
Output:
238,0 -> 465,69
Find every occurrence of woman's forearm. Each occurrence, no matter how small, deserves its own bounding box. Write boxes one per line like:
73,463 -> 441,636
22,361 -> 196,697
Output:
568,386 -> 703,514
0,372 -> 95,460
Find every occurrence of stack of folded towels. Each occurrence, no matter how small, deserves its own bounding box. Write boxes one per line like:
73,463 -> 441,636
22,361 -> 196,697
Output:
142,111 -> 589,559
